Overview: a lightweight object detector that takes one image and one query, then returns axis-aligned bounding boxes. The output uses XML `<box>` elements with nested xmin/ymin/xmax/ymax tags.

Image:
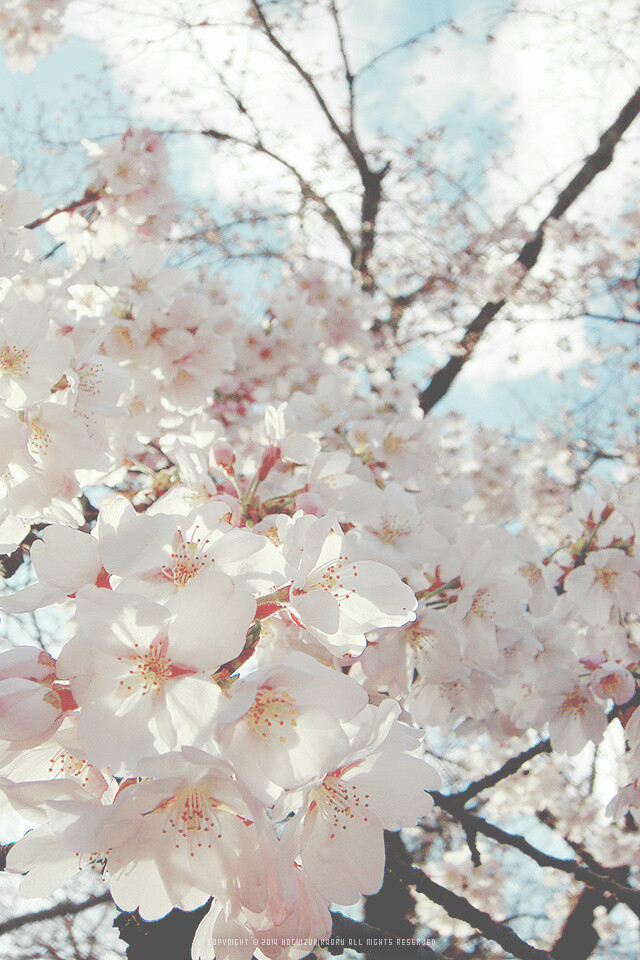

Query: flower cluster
<box><xmin>0</xmin><ymin>0</ymin><xmax>70</xmax><ymax>71</ymax></box>
<box><xmin>0</xmin><ymin>81</ymin><xmax>640</xmax><ymax>960</ymax></box>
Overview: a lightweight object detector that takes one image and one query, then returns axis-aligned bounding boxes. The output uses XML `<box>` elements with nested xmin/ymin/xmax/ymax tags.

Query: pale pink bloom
<box><xmin>606</xmin><ymin>780</ymin><xmax>640</xmax><ymax>819</ymax></box>
<box><xmin>65</xmin><ymin>354</ymin><xmax>131</xmax><ymax>458</ymax></box>
<box><xmin>542</xmin><ymin>670</ymin><xmax>609</xmax><ymax>755</ymax></box>
<box><xmin>159</xmin><ymin>326</ymin><xmax>235</xmax><ymax>414</ymax></box>
<box><xmin>25</xmin><ymin>400</ymin><xmax>88</xmax><ymax>497</ymax></box>
<box><xmin>3</xmin><ymin>777</ymin><xmax>113</xmax><ymax>898</ymax></box>
<box><xmin>589</xmin><ymin>662</ymin><xmax>636</xmax><ymax>705</ymax></box>
<box><xmin>0</xmin><ymin>678</ymin><xmax>62</xmax><ymax>743</ymax></box>
<box><xmin>342</xmin><ymin>482</ymin><xmax>443</xmax><ymax>576</ymax></box>
<box><xmin>454</xmin><ymin>577</ymin><xmax>528</xmax><ymax>666</ymax></box>
<box><xmin>100</xmin><ymin>498</ymin><xmax>281</xmax><ymax>599</ymax></box>
<box><xmin>0</xmin><ymin>524</ymin><xmax>103</xmax><ymax>613</ymax></box>
<box><xmin>218</xmin><ymin>652</ymin><xmax>368</xmax><ymax>803</ymax></box>
<box><xmin>0</xmin><ymin>302</ymin><xmax>68</xmax><ymax>410</ymax></box>
<box><xmin>55</xmin><ymin>588</ymin><xmax>250</xmax><ymax>773</ymax></box>
<box><xmin>192</xmin><ymin>867</ymin><xmax>332</xmax><ymax>960</ymax></box>
<box><xmin>0</xmin><ymin>646</ymin><xmax>62</xmax><ymax>744</ymax></box>
<box><xmin>0</xmin><ymin>715</ymin><xmax>113</xmax><ymax>801</ymax></box>
<box><xmin>564</xmin><ymin>549</ymin><xmax>640</xmax><ymax>626</ymax></box>
<box><xmin>283</xmin><ymin>514</ymin><xmax>417</xmax><ymax>656</ymax></box>
<box><xmin>281</xmin><ymin>701</ymin><xmax>439</xmax><ymax>905</ymax></box>
<box><xmin>104</xmin><ymin>750</ymin><xmax>283</xmax><ymax>922</ymax></box>
<box><xmin>0</xmin><ymin>646</ymin><xmax>55</xmax><ymax>682</ymax></box>
<box><xmin>263</xmin><ymin>404</ymin><xmax>321</xmax><ymax>465</ymax></box>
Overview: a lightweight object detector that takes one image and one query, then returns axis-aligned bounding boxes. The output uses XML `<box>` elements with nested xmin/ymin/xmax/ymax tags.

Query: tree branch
<box><xmin>248</xmin><ymin>0</ymin><xmax>370</xmax><ymax>179</ymax></box>
<box><xmin>354</xmin><ymin>21</ymin><xmax>454</xmax><ymax>80</ymax></box>
<box><xmin>248</xmin><ymin>0</ymin><xmax>392</xmax><ymax>293</ymax></box>
<box><xmin>386</xmin><ymin>848</ymin><xmax>553</xmax><ymax>960</ymax></box>
<box><xmin>328</xmin><ymin>0</ymin><xmax>355</xmax><ymax>135</ymax></box>
<box><xmin>0</xmin><ymin>892</ymin><xmax>113</xmax><ymax>937</ymax></box>
<box><xmin>549</xmin><ymin>889</ymin><xmax>604</xmax><ymax>960</ymax></box>
<box><xmin>442</xmin><ymin>738</ymin><xmax>553</xmax><ymax>807</ymax></box>
<box><xmin>418</xmin><ymin>83</ymin><xmax>640</xmax><ymax>414</ymax></box>
<box><xmin>200</xmin><ymin>127</ymin><xmax>356</xmax><ymax>259</ymax></box>
<box><xmin>432</xmin><ymin>796</ymin><xmax>640</xmax><ymax>912</ymax></box>
<box><xmin>25</xmin><ymin>188</ymin><xmax>101</xmax><ymax>231</ymax></box>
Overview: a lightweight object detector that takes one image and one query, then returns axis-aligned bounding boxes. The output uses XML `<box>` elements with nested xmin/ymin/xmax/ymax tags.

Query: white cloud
<box><xmin>488</xmin><ymin>0</ymin><xmax>640</xmax><ymax>224</ymax></box>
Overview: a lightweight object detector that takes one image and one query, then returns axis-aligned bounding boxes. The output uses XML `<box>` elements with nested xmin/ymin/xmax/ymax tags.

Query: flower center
<box><xmin>301</xmin><ymin>557</ymin><xmax>358</xmax><ymax>601</ymax></box>
<box><xmin>118</xmin><ymin>644</ymin><xmax>173</xmax><ymax>695</ymax></box>
<box><xmin>162</xmin><ymin>529</ymin><xmax>211</xmax><ymax>588</ymax></box>
<box><xmin>152</xmin><ymin>784</ymin><xmax>253</xmax><ymax>852</ymax></box>
<box><xmin>245</xmin><ymin>687</ymin><xmax>297</xmax><ymax>743</ymax></box>
<box><xmin>560</xmin><ymin>690</ymin><xmax>588</xmax><ymax>717</ymax></box>
<box><xmin>376</xmin><ymin>518</ymin><xmax>409</xmax><ymax>544</ymax></box>
<box><xmin>315</xmin><ymin>776</ymin><xmax>371</xmax><ymax>840</ymax></box>
<box><xmin>468</xmin><ymin>588</ymin><xmax>495</xmax><ymax>621</ymax></box>
<box><xmin>28</xmin><ymin>419</ymin><xmax>52</xmax><ymax>456</ymax></box>
<box><xmin>0</xmin><ymin>345</ymin><xmax>28</xmax><ymax>377</ymax></box>
<box><xmin>594</xmin><ymin>566</ymin><xmax>617</xmax><ymax>590</ymax></box>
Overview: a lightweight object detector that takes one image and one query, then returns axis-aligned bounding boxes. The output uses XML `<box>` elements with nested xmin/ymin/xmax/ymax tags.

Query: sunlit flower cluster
<box><xmin>0</xmin><ymin>26</ymin><xmax>640</xmax><ymax>958</ymax></box>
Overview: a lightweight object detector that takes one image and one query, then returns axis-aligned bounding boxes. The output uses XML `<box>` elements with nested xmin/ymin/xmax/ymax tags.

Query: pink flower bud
<box><xmin>579</xmin><ymin>652</ymin><xmax>607</xmax><ymax>671</ymax></box>
<box><xmin>213</xmin><ymin>439</ymin><xmax>236</xmax><ymax>472</ymax></box>
<box><xmin>0</xmin><ymin>678</ymin><xmax>61</xmax><ymax>742</ymax></box>
<box><xmin>258</xmin><ymin>443</ymin><xmax>281</xmax><ymax>482</ymax></box>
<box><xmin>0</xmin><ymin>647</ymin><xmax>55</xmax><ymax>683</ymax></box>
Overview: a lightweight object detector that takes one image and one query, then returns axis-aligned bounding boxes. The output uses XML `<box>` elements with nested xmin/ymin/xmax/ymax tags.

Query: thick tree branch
<box><xmin>550</xmin><ymin>889</ymin><xmax>605</xmax><ymax>960</ymax></box>
<box><xmin>432</xmin><ymin>796</ymin><xmax>640</xmax><ymax>912</ymax></box>
<box><xmin>444</xmin><ymin>738</ymin><xmax>553</xmax><ymax>807</ymax></box>
<box><xmin>364</xmin><ymin>831</ymin><xmax>418</xmax><ymax>957</ymax></box>
<box><xmin>418</xmin><ymin>83</ymin><xmax>640</xmax><ymax>414</ymax></box>
<box><xmin>354</xmin><ymin>160</ymin><xmax>391</xmax><ymax>292</ymax></box>
<box><xmin>0</xmin><ymin>892</ymin><xmax>113</xmax><ymax>937</ymax></box>
<box><xmin>386</xmin><ymin>849</ymin><xmax>553</xmax><ymax>960</ymax></box>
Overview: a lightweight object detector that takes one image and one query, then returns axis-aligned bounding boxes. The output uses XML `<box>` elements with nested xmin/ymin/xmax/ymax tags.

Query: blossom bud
<box><xmin>213</xmin><ymin>439</ymin><xmax>236</xmax><ymax>473</ymax></box>
<box><xmin>0</xmin><ymin>678</ymin><xmax>61</xmax><ymax>742</ymax></box>
<box><xmin>258</xmin><ymin>443</ymin><xmax>281</xmax><ymax>482</ymax></box>
<box><xmin>579</xmin><ymin>652</ymin><xmax>607</xmax><ymax>671</ymax></box>
<box><xmin>0</xmin><ymin>646</ymin><xmax>55</xmax><ymax>683</ymax></box>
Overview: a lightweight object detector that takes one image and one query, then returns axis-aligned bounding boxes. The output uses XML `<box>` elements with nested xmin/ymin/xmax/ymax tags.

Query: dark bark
<box><xmin>385</xmin><ymin>845</ymin><xmax>553</xmax><ymax>960</ymax></box>
<box><xmin>115</xmin><ymin>905</ymin><xmax>210</xmax><ymax>960</ymax></box>
<box><xmin>114</xmin><ymin>902</ymin><xmax>444</xmax><ymax>960</ymax></box>
<box><xmin>364</xmin><ymin>831</ymin><xmax>418</xmax><ymax>957</ymax></box>
<box><xmin>549</xmin><ymin>889</ymin><xmax>602</xmax><ymax>960</ymax></box>
<box><xmin>0</xmin><ymin>892</ymin><xmax>112</xmax><ymax>937</ymax></box>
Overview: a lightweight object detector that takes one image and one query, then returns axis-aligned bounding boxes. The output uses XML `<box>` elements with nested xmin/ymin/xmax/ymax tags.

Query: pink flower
<box><xmin>589</xmin><ymin>662</ymin><xmax>636</xmax><ymax>705</ymax></box>
<box><xmin>564</xmin><ymin>549</ymin><xmax>640</xmax><ymax>626</ymax></box>
<box><xmin>283</xmin><ymin>514</ymin><xmax>417</xmax><ymax>655</ymax></box>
